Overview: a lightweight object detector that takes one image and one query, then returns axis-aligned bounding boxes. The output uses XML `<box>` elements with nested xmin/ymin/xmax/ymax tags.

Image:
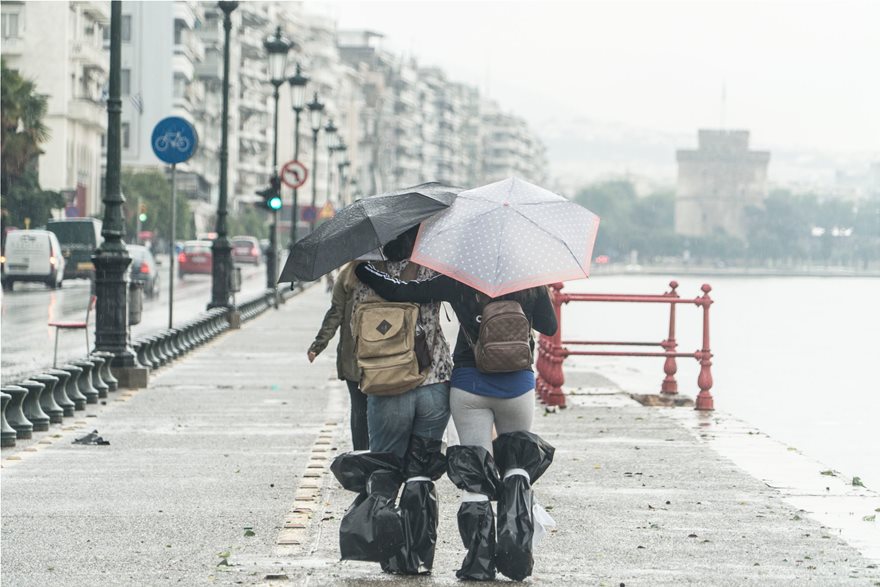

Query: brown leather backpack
<box><xmin>464</xmin><ymin>299</ymin><xmax>533</xmax><ymax>373</ymax></box>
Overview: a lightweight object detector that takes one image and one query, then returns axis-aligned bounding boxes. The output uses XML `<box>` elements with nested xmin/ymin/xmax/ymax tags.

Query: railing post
<box><xmin>695</xmin><ymin>284</ymin><xmax>715</xmax><ymax>410</ymax></box>
<box><xmin>661</xmin><ymin>280</ymin><xmax>679</xmax><ymax>395</ymax></box>
<box><xmin>544</xmin><ymin>283</ymin><xmax>567</xmax><ymax>409</ymax></box>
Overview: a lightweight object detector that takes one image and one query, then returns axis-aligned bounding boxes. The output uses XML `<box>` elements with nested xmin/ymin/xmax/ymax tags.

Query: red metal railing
<box><xmin>536</xmin><ymin>281</ymin><xmax>715</xmax><ymax>410</ymax></box>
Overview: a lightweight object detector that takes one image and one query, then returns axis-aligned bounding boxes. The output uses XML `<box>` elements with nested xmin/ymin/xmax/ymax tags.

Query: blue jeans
<box><xmin>367</xmin><ymin>381</ymin><xmax>450</xmax><ymax>459</ymax></box>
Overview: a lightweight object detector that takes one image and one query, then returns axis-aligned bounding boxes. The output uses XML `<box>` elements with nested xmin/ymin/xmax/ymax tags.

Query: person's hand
<box><xmin>307</xmin><ymin>351</ymin><xmax>317</xmax><ymax>363</ymax></box>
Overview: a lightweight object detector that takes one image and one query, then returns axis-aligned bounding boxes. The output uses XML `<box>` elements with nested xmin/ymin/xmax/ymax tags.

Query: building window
<box><xmin>121</xmin><ymin>68</ymin><xmax>130</xmax><ymax>95</ymax></box>
<box><xmin>1</xmin><ymin>11</ymin><xmax>20</xmax><ymax>39</ymax></box>
<box><xmin>174</xmin><ymin>20</ymin><xmax>185</xmax><ymax>45</ymax></box>
<box><xmin>121</xmin><ymin>123</ymin><xmax>130</xmax><ymax>149</ymax></box>
<box><xmin>121</xmin><ymin>15</ymin><xmax>131</xmax><ymax>42</ymax></box>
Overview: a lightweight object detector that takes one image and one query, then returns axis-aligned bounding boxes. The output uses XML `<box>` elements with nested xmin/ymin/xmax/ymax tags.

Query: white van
<box><xmin>1</xmin><ymin>230</ymin><xmax>66</xmax><ymax>290</ymax></box>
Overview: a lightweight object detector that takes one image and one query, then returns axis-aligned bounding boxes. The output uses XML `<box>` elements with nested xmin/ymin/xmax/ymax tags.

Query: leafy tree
<box><xmin>1</xmin><ymin>60</ymin><xmax>63</xmax><ymax>228</ymax></box>
<box><xmin>575</xmin><ymin>180</ymin><xmax>680</xmax><ymax>260</ymax></box>
<box><xmin>227</xmin><ymin>206</ymin><xmax>268</xmax><ymax>239</ymax></box>
<box><xmin>121</xmin><ymin>169</ymin><xmax>193</xmax><ymax>243</ymax></box>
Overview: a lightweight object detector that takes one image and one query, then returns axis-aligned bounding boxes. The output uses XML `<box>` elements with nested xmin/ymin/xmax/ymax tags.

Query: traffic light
<box><xmin>256</xmin><ymin>176</ymin><xmax>282</xmax><ymax>211</ymax></box>
<box><xmin>138</xmin><ymin>203</ymin><xmax>148</xmax><ymax>222</ymax></box>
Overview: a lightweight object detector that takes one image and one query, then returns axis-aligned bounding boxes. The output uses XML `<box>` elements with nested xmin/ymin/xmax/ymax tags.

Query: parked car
<box><xmin>178</xmin><ymin>240</ymin><xmax>213</xmax><ymax>278</ymax></box>
<box><xmin>128</xmin><ymin>244</ymin><xmax>160</xmax><ymax>299</ymax></box>
<box><xmin>231</xmin><ymin>235</ymin><xmax>261</xmax><ymax>265</ymax></box>
<box><xmin>46</xmin><ymin>217</ymin><xmax>103</xmax><ymax>280</ymax></box>
<box><xmin>1</xmin><ymin>229</ymin><xmax>66</xmax><ymax>290</ymax></box>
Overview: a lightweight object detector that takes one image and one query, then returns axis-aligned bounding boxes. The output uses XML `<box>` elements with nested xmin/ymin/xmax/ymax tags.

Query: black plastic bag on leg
<box><xmin>331</xmin><ymin>451</ymin><xmax>405</xmax><ymax>562</ymax></box>
<box><xmin>447</xmin><ymin>445</ymin><xmax>502</xmax><ymax>581</ymax></box>
<box><xmin>492</xmin><ymin>431</ymin><xmax>556</xmax><ymax>581</ymax></box>
<box><xmin>383</xmin><ymin>435</ymin><xmax>447</xmax><ymax>574</ymax></box>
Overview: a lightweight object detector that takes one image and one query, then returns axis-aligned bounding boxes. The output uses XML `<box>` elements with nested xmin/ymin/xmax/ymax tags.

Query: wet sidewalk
<box><xmin>2</xmin><ymin>284</ymin><xmax>878</xmax><ymax>586</ymax></box>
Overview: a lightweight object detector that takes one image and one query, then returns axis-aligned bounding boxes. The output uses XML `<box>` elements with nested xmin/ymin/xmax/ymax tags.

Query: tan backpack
<box><xmin>465</xmin><ymin>299</ymin><xmax>533</xmax><ymax>373</ymax></box>
<box><xmin>353</xmin><ymin>262</ymin><xmax>428</xmax><ymax>395</ymax></box>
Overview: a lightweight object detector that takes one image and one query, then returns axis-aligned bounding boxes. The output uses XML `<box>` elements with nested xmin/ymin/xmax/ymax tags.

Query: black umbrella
<box><xmin>278</xmin><ymin>182</ymin><xmax>461</xmax><ymax>282</ymax></box>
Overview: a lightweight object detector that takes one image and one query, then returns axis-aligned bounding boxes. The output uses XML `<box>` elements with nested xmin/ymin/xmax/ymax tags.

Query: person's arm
<box><xmin>531</xmin><ymin>286</ymin><xmax>558</xmax><ymax>336</ymax></box>
<box><xmin>308</xmin><ymin>275</ymin><xmax>348</xmax><ymax>358</ymax></box>
<box><xmin>354</xmin><ymin>262</ymin><xmax>457</xmax><ymax>303</ymax></box>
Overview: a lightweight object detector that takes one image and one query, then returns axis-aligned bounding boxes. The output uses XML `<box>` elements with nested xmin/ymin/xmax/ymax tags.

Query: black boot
<box><xmin>447</xmin><ymin>445</ymin><xmax>502</xmax><ymax>581</ymax></box>
<box><xmin>384</xmin><ymin>435</ymin><xmax>447</xmax><ymax>574</ymax></box>
<box><xmin>331</xmin><ymin>451</ymin><xmax>405</xmax><ymax>562</ymax></box>
<box><xmin>493</xmin><ymin>431</ymin><xmax>556</xmax><ymax>581</ymax></box>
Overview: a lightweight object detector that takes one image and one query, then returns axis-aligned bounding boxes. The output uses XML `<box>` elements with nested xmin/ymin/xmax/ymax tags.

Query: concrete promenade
<box><xmin>2</xmin><ymin>285</ymin><xmax>878</xmax><ymax>586</ymax></box>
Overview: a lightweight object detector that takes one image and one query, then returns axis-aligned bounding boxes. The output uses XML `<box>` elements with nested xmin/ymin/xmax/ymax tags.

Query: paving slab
<box><xmin>3</xmin><ymin>284</ymin><xmax>878</xmax><ymax>586</ymax></box>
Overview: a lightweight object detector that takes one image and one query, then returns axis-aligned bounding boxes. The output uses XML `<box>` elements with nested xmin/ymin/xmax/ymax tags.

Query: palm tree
<box><xmin>1</xmin><ymin>59</ymin><xmax>50</xmax><ymax>195</ymax></box>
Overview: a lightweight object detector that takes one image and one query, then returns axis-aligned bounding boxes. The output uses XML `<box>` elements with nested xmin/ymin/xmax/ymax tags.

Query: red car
<box><xmin>231</xmin><ymin>236</ymin><xmax>261</xmax><ymax>265</ymax></box>
<box><xmin>178</xmin><ymin>240</ymin><xmax>213</xmax><ymax>278</ymax></box>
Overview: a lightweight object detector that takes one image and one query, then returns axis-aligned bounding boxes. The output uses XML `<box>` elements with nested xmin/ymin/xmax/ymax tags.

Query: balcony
<box><xmin>172</xmin><ymin>53</ymin><xmax>194</xmax><ymax>82</ymax></box>
<box><xmin>71</xmin><ymin>40</ymin><xmax>107</xmax><ymax>73</ymax></box>
<box><xmin>173</xmin><ymin>2</ymin><xmax>196</xmax><ymax>29</ymax></box>
<box><xmin>195</xmin><ymin>50</ymin><xmax>222</xmax><ymax>81</ymax></box>
<box><xmin>74</xmin><ymin>1</ymin><xmax>109</xmax><ymax>24</ymax></box>
<box><xmin>1</xmin><ymin>37</ymin><xmax>24</xmax><ymax>56</ymax></box>
<box><xmin>239</xmin><ymin>92</ymin><xmax>269</xmax><ymax>114</ymax></box>
<box><xmin>67</xmin><ymin>98</ymin><xmax>106</xmax><ymax>130</ymax></box>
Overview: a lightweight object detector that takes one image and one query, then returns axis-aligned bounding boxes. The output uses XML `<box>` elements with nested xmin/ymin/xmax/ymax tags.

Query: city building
<box><xmin>675</xmin><ymin>129</ymin><xmax>770</xmax><ymax>240</ymax></box>
<box><xmin>480</xmin><ymin>99</ymin><xmax>548</xmax><ymax>185</ymax></box>
<box><xmin>3</xmin><ymin>1</ymin><xmax>548</xmax><ymax>231</ymax></box>
<box><xmin>1</xmin><ymin>0</ymin><xmax>109</xmax><ymax>217</ymax></box>
<box><xmin>118</xmin><ymin>1</ymin><xmax>218</xmax><ymax>232</ymax></box>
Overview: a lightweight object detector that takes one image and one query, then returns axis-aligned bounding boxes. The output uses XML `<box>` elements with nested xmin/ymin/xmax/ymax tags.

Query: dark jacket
<box><xmin>355</xmin><ymin>263</ymin><xmax>558</xmax><ymax>370</ymax></box>
<box><xmin>309</xmin><ymin>265</ymin><xmax>359</xmax><ymax>382</ymax></box>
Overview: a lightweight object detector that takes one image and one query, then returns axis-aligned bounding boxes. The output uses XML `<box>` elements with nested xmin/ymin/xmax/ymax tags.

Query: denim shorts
<box><xmin>366</xmin><ymin>381</ymin><xmax>450</xmax><ymax>459</ymax></box>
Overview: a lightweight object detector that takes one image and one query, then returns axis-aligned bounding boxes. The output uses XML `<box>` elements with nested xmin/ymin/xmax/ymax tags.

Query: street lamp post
<box><xmin>209</xmin><ymin>0</ymin><xmax>238</xmax><ymax>312</ymax></box>
<box><xmin>287</xmin><ymin>63</ymin><xmax>308</xmax><ymax>254</ymax></box>
<box><xmin>263</xmin><ymin>26</ymin><xmax>292</xmax><ymax>301</ymax></box>
<box><xmin>337</xmin><ymin>156</ymin><xmax>351</xmax><ymax>205</ymax></box>
<box><xmin>324</xmin><ymin>118</ymin><xmax>338</xmax><ymax>208</ymax></box>
<box><xmin>307</xmin><ymin>93</ymin><xmax>324</xmax><ymax>232</ymax></box>
<box><xmin>92</xmin><ymin>0</ymin><xmax>146</xmax><ymax>388</ymax></box>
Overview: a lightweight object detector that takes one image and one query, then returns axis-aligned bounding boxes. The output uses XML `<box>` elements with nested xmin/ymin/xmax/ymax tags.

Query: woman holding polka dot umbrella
<box><xmin>411</xmin><ymin>176</ymin><xmax>600</xmax><ymax>298</ymax></box>
<box><xmin>354</xmin><ymin>176</ymin><xmax>599</xmax><ymax>580</ymax></box>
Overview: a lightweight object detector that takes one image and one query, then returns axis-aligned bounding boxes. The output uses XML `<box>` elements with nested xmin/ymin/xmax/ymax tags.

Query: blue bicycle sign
<box><xmin>151</xmin><ymin>116</ymin><xmax>197</xmax><ymax>164</ymax></box>
<box><xmin>154</xmin><ymin>130</ymin><xmax>191</xmax><ymax>153</ymax></box>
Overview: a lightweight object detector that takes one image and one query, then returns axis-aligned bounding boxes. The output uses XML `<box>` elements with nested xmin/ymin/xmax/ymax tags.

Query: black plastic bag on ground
<box><xmin>382</xmin><ymin>436</ymin><xmax>447</xmax><ymax>574</ymax></box>
<box><xmin>447</xmin><ymin>445</ymin><xmax>503</xmax><ymax>581</ymax></box>
<box><xmin>492</xmin><ymin>431</ymin><xmax>556</xmax><ymax>581</ymax></box>
<box><xmin>331</xmin><ymin>451</ymin><xmax>405</xmax><ymax>562</ymax></box>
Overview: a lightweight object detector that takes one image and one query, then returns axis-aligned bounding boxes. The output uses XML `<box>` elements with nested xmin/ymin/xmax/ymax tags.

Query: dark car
<box><xmin>178</xmin><ymin>240</ymin><xmax>213</xmax><ymax>278</ymax></box>
<box><xmin>128</xmin><ymin>244</ymin><xmax>160</xmax><ymax>299</ymax></box>
<box><xmin>46</xmin><ymin>217</ymin><xmax>103</xmax><ymax>280</ymax></box>
<box><xmin>231</xmin><ymin>236</ymin><xmax>261</xmax><ymax>265</ymax></box>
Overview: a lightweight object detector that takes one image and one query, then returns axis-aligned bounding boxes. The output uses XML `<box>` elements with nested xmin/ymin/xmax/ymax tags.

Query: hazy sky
<box><xmin>309</xmin><ymin>1</ymin><xmax>879</xmax><ymax>155</ymax></box>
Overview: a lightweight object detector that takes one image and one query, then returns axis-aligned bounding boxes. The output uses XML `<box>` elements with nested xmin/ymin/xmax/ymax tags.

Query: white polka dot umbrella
<box><xmin>411</xmin><ymin>177</ymin><xmax>600</xmax><ymax>297</ymax></box>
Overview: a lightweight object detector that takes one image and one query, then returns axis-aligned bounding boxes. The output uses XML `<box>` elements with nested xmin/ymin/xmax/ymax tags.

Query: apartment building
<box><xmin>1</xmin><ymin>0</ymin><xmax>109</xmax><ymax>217</ymax></box>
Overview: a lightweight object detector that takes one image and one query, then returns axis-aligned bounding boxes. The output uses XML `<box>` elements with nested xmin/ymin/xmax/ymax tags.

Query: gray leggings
<box><xmin>450</xmin><ymin>387</ymin><xmax>535</xmax><ymax>454</ymax></box>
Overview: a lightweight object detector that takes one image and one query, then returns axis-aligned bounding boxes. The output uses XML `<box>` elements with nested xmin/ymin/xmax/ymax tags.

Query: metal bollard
<box><xmin>19</xmin><ymin>380</ymin><xmax>50</xmax><ymax>432</ymax></box>
<box><xmin>47</xmin><ymin>369</ymin><xmax>75</xmax><ymax>417</ymax></box>
<box><xmin>141</xmin><ymin>337</ymin><xmax>160</xmax><ymax>368</ymax></box>
<box><xmin>71</xmin><ymin>360</ymin><xmax>100</xmax><ymax>404</ymax></box>
<box><xmin>88</xmin><ymin>355</ymin><xmax>110</xmax><ymax>399</ymax></box>
<box><xmin>1</xmin><ymin>391</ymin><xmax>18</xmax><ymax>447</ymax></box>
<box><xmin>132</xmin><ymin>340</ymin><xmax>149</xmax><ymax>370</ymax></box>
<box><xmin>31</xmin><ymin>374</ymin><xmax>64</xmax><ymax>424</ymax></box>
<box><xmin>162</xmin><ymin>330</ymin><xmax>178</xmax><ymax>359</ymax></box>
<box><xmin>91</xmin><ymin>351</ymin><xmax>119</xmax><ymax>391</ymax></box>
<box><xmin>153</xmin><ymin>335</ymin><xmax>170</xmax><ymax>366</ymax></box>
<box><xmin>179</xmin><ymin>323</ymin><xmax>195</xmax><ymax>351</ymax></box>
<box><xmin>2</xmin><ymin>386</ymin><xmax>31</xmax><ymax>439</ymax></box>
<box><xmin>59</xmin><ymin>364</ymin><xmax>88</xmax><ymax>411</ymax></box>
